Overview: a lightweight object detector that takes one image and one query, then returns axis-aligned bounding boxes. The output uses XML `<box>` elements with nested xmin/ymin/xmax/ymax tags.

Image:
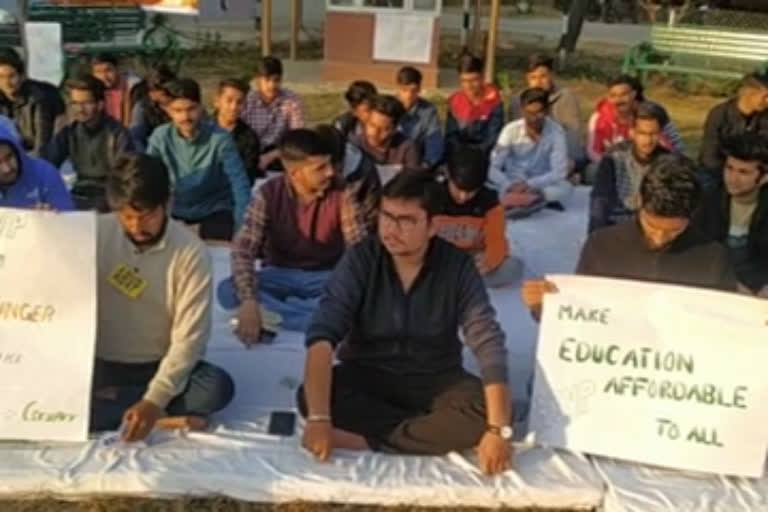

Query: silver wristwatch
<box><xmin>487</xmin><ymin>424</ymin><xmax>514</xmax><ymax>440</ymax></box>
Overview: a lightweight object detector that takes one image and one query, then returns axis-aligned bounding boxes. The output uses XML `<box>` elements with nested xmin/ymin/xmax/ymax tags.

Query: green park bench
<box><xmin>622</xmin><ymin>24</ymin><xmax>768</xmax><ymax>83</ymax></box>
<box><xmin>0</xmin><ymin>4</ymin><xmax>185</xmax><ymax>81</ymax></box>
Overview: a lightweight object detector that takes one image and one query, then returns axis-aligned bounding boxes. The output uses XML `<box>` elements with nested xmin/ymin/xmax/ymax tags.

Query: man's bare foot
<box><xmin>332</xmin><ymin>428</ymin><xmax>369</xmax><ymax>451</ymax></box>
<box><xmin>155</xmin><ymin>415</ymin><xmax>209</xmax><ymax>431</ymax></box>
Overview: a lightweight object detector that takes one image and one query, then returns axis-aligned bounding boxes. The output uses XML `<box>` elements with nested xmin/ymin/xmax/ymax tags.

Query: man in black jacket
<box><xmin>523</xmin><ymin>155</ymin><xmax>737</xmax><ymax>318</ymax></box>
<box><xmin>697</xmin><ymin>135</ymin><xmax>768</xmax><ymax>295</ymax></box>
<box><xmin>42</xmin><ymin>75</ymin><xmax>135</xmax><ymax>212</ymax></box>
<box><xmin>589</xmin><ymin>102</ymin><xmax>669</xmax><ymax>233</ymax></box>
<box><xmin>0</xmin><ymin>47</ymin><xmax>65</xmax><ymax>155</ymax></box>
<box><xmin>699</xmin><ymin>73</ymin><xmax>768</xmax><ymax>183</ymax></box>
<box><xmin>214</xmin><ymin>78</ymin><xmax>262</xmax><ymax>184</ymax></box>
<box><xmin>298</xmin><ymin>170</ymin><xmax>513</xmax><ymax>475</ymax></box>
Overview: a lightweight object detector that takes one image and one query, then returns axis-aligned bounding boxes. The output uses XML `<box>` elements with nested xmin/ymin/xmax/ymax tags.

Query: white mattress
<box><xmin>1</xmin><ymin>187</ymin><xmax>766</xmax><ymax>510</ymax></box>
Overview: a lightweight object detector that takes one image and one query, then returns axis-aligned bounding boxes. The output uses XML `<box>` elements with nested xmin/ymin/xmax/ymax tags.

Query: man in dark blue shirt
<box><xmin>298</xmin><ymin>170</ymin><xmax>513</xmax><ymax>475</ymax></box>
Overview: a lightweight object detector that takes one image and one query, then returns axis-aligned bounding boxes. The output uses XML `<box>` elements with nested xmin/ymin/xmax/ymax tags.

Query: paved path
<box><xmin>0</xmin><ymin>1</ymin><xmax>647</xmax><ymax>49</ymax></box>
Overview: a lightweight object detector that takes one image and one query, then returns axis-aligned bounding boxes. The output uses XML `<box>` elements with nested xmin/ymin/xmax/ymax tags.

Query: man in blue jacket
<box><xmin>147</xmin><ymin>78</ymin><xmax>251</xmax><ymax>241</ymax></box>
<box><xmin>0</xmin><ymin>125</ymin><xmax>74</xmax><ymax>211</ymax></box>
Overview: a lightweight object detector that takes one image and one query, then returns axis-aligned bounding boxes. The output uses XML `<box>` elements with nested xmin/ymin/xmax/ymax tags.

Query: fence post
<box><xmin>484</xmin><ymin>0</ymin><xmax>500</xmax><ymax>83</ymax></box>
<box><xmin>261</xmin><ymin>0</ymin><xmax>272</xmax><ymax>56</ymax></box>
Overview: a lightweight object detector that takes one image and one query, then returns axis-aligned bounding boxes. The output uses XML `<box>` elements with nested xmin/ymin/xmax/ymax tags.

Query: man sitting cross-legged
<box><xmin>299</xmin><ymin>170</ymin><xmax>513</xmax><ymax>475</ymax></box>
<box><xmin>214</xmin><ymin>78</ymin><xmax>262</xmax><ymax>184</ymax></box>
<box><xmin>435</xmin><ymin>148</ymin><xmax>523</xmax><ymax>288</ymax></box>
<box><xmin>489</xmin><ymin>87</ymin><xmax>571</xmax><ymax>218</ymax></box>
<box><xmin>92</xmin><ymin>153</ymin><xmax>234</xmax><ymax>441</ymax></box>
<box><xmin>697</xmin><ymin>135</ymin><xmax>768</xmax><ymax>296</ymax></box>
<box><xmin>395</xmin><ymin>66</ymin><xmax>444</xmax><ymax>169</ymax></box>
<box><xmin>0</xmin><ymin>124</ymin><xmax>73</xmax><ymax>211</ymax></box>
<box><xmin>445</xmin><ymin>54</ymin><xmax>504</xmax><ymax>158</ymax></box>
<box><xmin>523</xmin><ymin>155</ymin><xmax>737</xmax><ymax>320</ymax></box>
<box><xmin>42</xmin><ymin>75</ymin><xmax>135</xmax><ymax>212</ymax></box>
<box><xmin>699</xmin><ymin>72</ymin><xmax>768</xmax><ymax>182</ymax></box>
<box><xmin>351</xmin><ymin>94</ymin><xmax>421</xmax><ymax>182</ymax></box>
<box><xmin>147</xmin><ymin>78</ymin><xmax>251</xmax><ymax>242</ymax></box>
<box><xmin>333</xmin><ymin>80</ymin><xmax>377</xmax><ymax>141</ymax></box>
<box><xmin>219</xmin><ymin>128</ymin><xmax>368</xmax><ymax>339</ymax></box>
<box><xmin>588</xmin><ymin>102</ymin><xmax>669</xmax><ymax>233</ymax></box>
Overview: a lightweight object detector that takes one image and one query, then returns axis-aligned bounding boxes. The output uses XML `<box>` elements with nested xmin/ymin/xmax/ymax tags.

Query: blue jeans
<box><xmin>217</xmin><ymin>266</ymin><xmax>332</xmax><ymax>331</ymax></box>
<box><xmin>90</xmin><ymin>359</ymin><xmax>235</xmax><ymax>432</ymax></box>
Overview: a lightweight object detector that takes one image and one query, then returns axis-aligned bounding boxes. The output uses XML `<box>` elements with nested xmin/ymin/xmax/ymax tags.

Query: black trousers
<box><xmin>297</xmin><ymin>364</ymin><xmax>486</xmax><ymax>455</ymax></box>
<box><xmin>174</xmin><ymin>210</ymin><xmax>234</xmax><ymax>241</ymax></box>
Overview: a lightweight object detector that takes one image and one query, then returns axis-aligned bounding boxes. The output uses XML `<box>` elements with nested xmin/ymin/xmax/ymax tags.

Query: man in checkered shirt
<box><xmin>241</xmin><ymin>56</ymin><xmax>306</xmax><ymax>172</ymax></box>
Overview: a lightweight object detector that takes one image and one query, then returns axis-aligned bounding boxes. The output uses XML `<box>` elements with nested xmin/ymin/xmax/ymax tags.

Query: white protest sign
<box><xmin>24</xmin><ymin>22</ymin><xmax>64</xmax><ymax>86</ymax></box>
<box><xmin>0</xmin><ymin>209</ymin><xmax>96</xmax><ymax>442</ymax></box>
<box><xmin>529</xmin><ymin>274</ymin><xmax>768</xmax><ymax>477</ymax></box>
<box><xmin>373</xmin><ymin>13</ymin><xmax>434</xmax><ymax>64</ymax></box>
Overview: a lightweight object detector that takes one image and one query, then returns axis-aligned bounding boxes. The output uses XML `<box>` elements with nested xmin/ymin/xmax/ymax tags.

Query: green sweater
<box><xmin>147</xmin><ymin>120</ymin><xmax>251</xmax><ymax>228</ymax></box>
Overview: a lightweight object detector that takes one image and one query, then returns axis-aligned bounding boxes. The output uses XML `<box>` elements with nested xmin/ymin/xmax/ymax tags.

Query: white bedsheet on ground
<box><xmin>1</xmin><ymin>187</ymin><xmax>766</xmax><ymax>510</ymax></box>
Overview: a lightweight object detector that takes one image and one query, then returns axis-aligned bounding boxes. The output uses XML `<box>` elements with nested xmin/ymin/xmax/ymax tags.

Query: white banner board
<box><xmin>0</xmin><ymin>209</ymin><xmax>97</xmax><ymax>442</ymax></box>
<box><xmin>373</xmin><ymin>13</ymin><xmax>434</xmax><ymax>64</ymax></box>
<box><xmin>24</xmin><ymin>23</ymin><xmax>64</xmax><ymax>86</ymax></box>
<box><xmin>529</xmin><ymin>274</ymin><xmax>768</xmax><ymax>477</ymax></box>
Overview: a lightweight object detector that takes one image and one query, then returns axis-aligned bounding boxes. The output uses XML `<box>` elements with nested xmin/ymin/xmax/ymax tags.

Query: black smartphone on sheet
<box><xmin>268</xmin><ymin>411</ymin><xmax>297</xmax><ymax>437</ymax></box>
<box><xmin>260</xmin><ymin>329</ymin><xmax>277</xmax><ymax>344</ymax></box>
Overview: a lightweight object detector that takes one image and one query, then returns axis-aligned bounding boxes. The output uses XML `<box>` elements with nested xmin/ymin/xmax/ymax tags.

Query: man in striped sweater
<box><xmin>434</xmin><ymin>148</ymin><xmax>523</xmax><ymax>288</ymax></box>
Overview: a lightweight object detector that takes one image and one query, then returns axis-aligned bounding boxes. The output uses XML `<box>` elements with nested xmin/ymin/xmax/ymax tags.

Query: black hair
<box><xmin>634</xmin><ymin>101</ymin><xmax>665</xmax><ymax>127</ymax></box>
<box><xmin>520</xmin><ymin>87</ymin><xmax>550</xmax><ymax>108</ymax></box>
<box><xmin>146</xmin><ymin>64</ymin><xmax>176</xmax><ymax>91</ymax></box>
<box><xmin>457</xmin><ymin>54</ymin><xmax>484</xmax><ymax>75</ymax></box>
<box><xmin>65</xmin><ymin>74</ymin><xmax>105</xmax><ymax>101</ymax></box>
<box><xmin>255</xmin><ymin>56</ymin><xmax>283</xmax><ymax>78</ymax></box>
<box><xmin>218</xmin><ymin>78</ymin><xmax>249</xmax><ymax>96</ymax></box>
<box><xmin>107</xmin><ymin>153</ymin><xmax>171</xmax><ymax>210</ymax></box>
<box><xmin>279</xmin><ymin>128</ymin><xmax>333</xmax><ymax>163</ymax></box>
<box><xmin>739</xmin><ymin>72</ymin><xmax>768</xmax><ymax>92</ymax></box>
<box><xmin>526</xmin><ymin>53</ymin><xmax>554</xmax><ymax>73</ymax></box>
<box><xmin>396</xmin><ymin>66</ymin><xmax>423</xmax><ymax>86</ymax></box>
<box><xmin>447</xmin><ymin>147</ymin><xmax>488</xmax><ymax>191</ymax></box>
<box><xmin>370</xmin><ymin>94</ymin><xmax>406</xmax><ymax>124</ymax></box>
<box><xmin>164</xmin><ymin>78</ymin><xmax>201</xmax><ymax>103</ymax></box>
<box><xmin>344</xmin><ymin>80</ymin><xmax>377</xmax><ymax>108</ymax></box>
<box><xmin>640</xmin><ymin>155</ymin><xmax>701</xmax><ymax>218</ymax></box>
<box><xmin>381</xmin><ymin>169</ymin><xmax>443</xmax><ymax>218</ymax></box>
<box><xmin>0</xmin><ymin>47</ymin><xmax>23</xmax><ymax>75</ymax></box>
<box><xmin>608</xmin><ymin>74</ymin><xmax>645</xmax><ymax>101</ymax></box>
<box><xmin>314</xmin><ymin>124</ymin><xmax>346</xmax><ymax>164</ymax></box>
<box><xmin>91</xmin><ymin>53</ymin><xmax>118</xmax><ymax>67</ymax></box>
<box><xmin>722</xmin><ymin>134</ymin><xmax>768</xmax><ymax>174</ymax></box>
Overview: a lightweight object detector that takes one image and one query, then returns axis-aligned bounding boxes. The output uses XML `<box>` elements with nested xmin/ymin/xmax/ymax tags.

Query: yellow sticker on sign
<box><xmin>107</xmin><ymin>264</ymin><xmax>148</xmax><ymax>299</ymax></box>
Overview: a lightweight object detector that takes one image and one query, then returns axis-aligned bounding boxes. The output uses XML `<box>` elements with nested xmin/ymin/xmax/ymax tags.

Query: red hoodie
<box><xmin>587</xmin><ymin>98</ymin><xmax>674</xmax><ymax>162</ymax></box>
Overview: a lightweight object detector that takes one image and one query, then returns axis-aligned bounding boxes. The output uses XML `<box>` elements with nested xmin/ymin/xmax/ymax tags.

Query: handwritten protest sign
<box><xmin>529</xmin><ymin>274</ymin><xmax>768</xmax><ymax>477</ymax></box>
<box><xmin>0</xmin><ymin>209</ymin><xmax>96</xmax><ymax>442</ymax></box>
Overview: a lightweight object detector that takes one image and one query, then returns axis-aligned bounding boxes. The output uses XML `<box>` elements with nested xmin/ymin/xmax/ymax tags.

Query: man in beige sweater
<box><xmin>92</xmin><ymin>153</ymin><xmax>234</xmax><ymax>442</ymax></box>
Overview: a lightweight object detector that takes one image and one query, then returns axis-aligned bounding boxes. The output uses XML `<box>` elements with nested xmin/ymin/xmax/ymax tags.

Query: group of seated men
<box><xmin>1</xmin><ymin>41</ymin><xmax>767</xmax><ymax>476</ymax></box>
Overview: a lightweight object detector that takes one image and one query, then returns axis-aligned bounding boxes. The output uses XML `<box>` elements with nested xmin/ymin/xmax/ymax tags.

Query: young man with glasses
<box><xmin>298</xmin><ymin>170</ymin><xmax>513</xmax><ymax>475</ymax></box>
<box><xmin>41</xmin><ymin>75</ymin><xmax>134</xmax><ymax>211</ymax></box>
